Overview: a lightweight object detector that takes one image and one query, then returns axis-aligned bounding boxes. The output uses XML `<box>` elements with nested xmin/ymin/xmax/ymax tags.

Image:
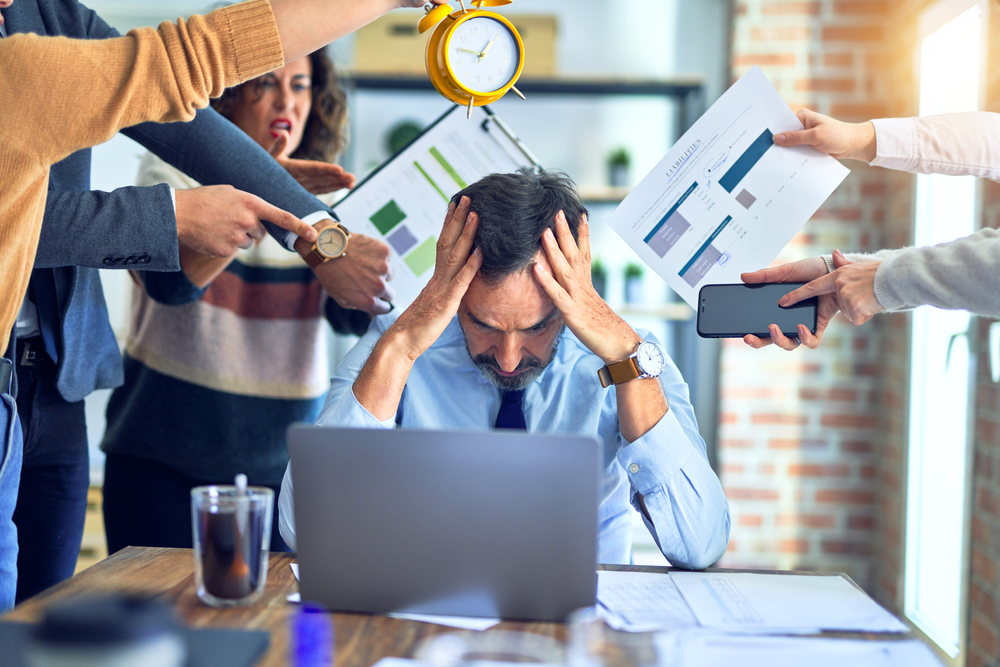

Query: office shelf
<box><xmin>579</xmin><ymin>186</ymin><xmax>631</xmax><ymax>204</ymax></box>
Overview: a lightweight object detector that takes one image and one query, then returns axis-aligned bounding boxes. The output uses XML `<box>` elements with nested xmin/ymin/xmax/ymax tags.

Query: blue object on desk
<box><xmin>293</xmin><ymin>603</ymin><xmax>334</xmax><ymax>667</ymax></box>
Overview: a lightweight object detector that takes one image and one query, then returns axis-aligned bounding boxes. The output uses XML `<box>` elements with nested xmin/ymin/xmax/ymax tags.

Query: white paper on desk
<box><xmin>289</xmin><ymin>562</ymin><xmax>500</xmax><ymax>629</ymax></box>
<box><xmin>670</xmin><ymin>572</ymin><xmax>908</xmax><ymax>633</ymax></box>
<box><xmin>373</xmin><ymin>659</ymin><xmax>558</xmax><ymax>667</ymax></box>
<box><xmin>656</xmin><ymin>634</ymin><xmax>944</xmax><ymax>667</ymax></box>
<box><xmin>331</xmin><ymin>105</ymin><xmax>538</xmax><ymax>309</ymax></box>
<box><xmin>596</xmin><ymin>570</ymin><xmax>697</xmax><ymax>632</ymax></box>
<box><xmin>606</xmin><ymin>66</ymin><xmax>850</xmax><ymax>308</ymax></box>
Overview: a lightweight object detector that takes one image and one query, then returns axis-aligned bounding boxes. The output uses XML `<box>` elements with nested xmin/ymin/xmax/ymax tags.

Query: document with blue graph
<box><xmin>606</xmin><ymin>66</ymin><xmax>849</xmax><ymax>307</ymax></box>
<box><xmin>332</xmin><ymin>105</ymin><xmax>538</xmax><ymax>309</ymax></box>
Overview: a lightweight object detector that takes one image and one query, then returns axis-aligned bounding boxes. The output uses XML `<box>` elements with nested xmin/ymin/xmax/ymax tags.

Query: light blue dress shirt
<box><xmin>279</xmin><ymin>313</ymin><xmax>730</xmax><ymax>568</ymax></box>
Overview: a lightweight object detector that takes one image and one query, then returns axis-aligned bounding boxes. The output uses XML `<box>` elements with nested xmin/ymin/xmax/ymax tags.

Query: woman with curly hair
<box><xmin>100</xmin><ymin>50</ymin><xmax>369</xmax><ymax>554</ymax></box>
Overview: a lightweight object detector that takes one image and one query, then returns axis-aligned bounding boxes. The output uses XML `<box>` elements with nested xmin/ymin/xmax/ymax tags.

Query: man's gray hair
<box><xmin>451</xmin><ymin>168</ymin><xmax>589</xmax><ymax>284</ymax></box>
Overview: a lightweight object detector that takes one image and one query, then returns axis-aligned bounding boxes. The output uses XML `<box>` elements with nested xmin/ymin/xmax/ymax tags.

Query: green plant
<box><xmin>607</xmin><ymin>147</ymin><xmax>631</xmax><ymax>167</ymax></box>
<box><xmin>624</xmin><ymin>262</ymin><xmax>644</xmax><ymax>279</ymax></box>
<box><xmin>591</xmin><ymin>259</ymin><xmax>607</xmax><ymax>280</ymax></box>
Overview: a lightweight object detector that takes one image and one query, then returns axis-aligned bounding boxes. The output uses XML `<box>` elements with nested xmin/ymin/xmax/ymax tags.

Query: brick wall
<box><xmin>727</xmin><ymin>0</ymin><xmax>1000</xmax><ymax>664</ymax></box>
<box><xmin>722</xmin><ymin>0</ymin><xmax>891</xmax><ymax>588</ymax></box>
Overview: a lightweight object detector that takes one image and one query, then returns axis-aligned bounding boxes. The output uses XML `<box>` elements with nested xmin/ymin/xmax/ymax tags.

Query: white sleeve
<box><xmin>871</xmin><ymin>113</ymin><xmax>1000</xmax><ymax>182</ymax></box>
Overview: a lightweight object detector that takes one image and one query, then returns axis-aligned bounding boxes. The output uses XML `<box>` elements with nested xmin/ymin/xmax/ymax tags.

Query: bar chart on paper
<box><xmin>333</xmin><ymin>106</ymin><xmax>537</xmax><ymax>308</ymax></box>
<box><xmin>608</xmin><ymin>67</ymin><xmax>849</xmax><ymax>307</ymax></box>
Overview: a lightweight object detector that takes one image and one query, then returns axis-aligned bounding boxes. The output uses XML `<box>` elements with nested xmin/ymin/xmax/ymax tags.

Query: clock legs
<box><xmin>467</xmin><ymin>96</ymin><xmax>475</xmax><ymax>119</ymax></box>
<box><xmin>511</xmin><ymin>86</ymin><xmax>525</xmax><ymax>100</ymax></box>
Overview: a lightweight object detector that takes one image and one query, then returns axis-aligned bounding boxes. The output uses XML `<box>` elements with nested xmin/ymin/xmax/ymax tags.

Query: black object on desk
<box><xmin>0</xmin><ymin>621</ymin><xmax>270</xmax><ymax>667</ymax></box>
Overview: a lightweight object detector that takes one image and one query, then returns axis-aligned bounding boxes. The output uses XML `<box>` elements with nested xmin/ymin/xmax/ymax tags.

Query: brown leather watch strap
<box><xmin>597</xmin><ymin>357</ymin><xmax>641</xmax><ymax>388</ymax></box>
<box><xmin>303</xmin><ymin>247</ymin><xmax>326</xmax><ymax>269</ymax></box>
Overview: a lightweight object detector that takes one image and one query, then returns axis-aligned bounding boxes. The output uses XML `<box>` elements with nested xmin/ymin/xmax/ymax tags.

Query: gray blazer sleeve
<box><xmin>122</xmin><ymin>107</ymin><xmax>336</xmax><ymax>246</ymax></box>
<box><xmin>35</xmin><ymin>184</ymin><xmax>181</xmax><ymax>271</ymax></box>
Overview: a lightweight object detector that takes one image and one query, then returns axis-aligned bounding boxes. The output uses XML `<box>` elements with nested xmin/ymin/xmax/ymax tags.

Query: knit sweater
<box><xmin>821</xmin><ymin>113</ymin><xmax>1000</xmax><ymax>317</ymax></box>
<box><xmin>0</xmin><ymin>0</ymin><xmax>284</xmax><ymax>353</ymax></box>
<box><xmin>100</xmin><ymin>155</ymin><xmax>368</xmax><ymax>486</ymax></box>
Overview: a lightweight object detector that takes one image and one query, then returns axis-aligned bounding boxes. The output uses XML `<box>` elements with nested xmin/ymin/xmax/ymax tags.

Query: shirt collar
<box><xmin>0</xmin><ymin>17</ymin><xmax>7</xmax><ymax>38</ymax></box>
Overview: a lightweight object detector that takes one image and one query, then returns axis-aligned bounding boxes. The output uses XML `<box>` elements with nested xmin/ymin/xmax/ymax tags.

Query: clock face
<box><xmin>317</xmin><ymin>226</ymin><xmax>347</xmax><ymax>258</ymax></box>
<box><xmin>635</xmin><ymin>342</ymin><xmax>665</xmax><ymax>378</ymax></box>
<box><xmin>445</xmin><ymin>16</ymin><xmax>520</xmax><ymax>94</ymax></box>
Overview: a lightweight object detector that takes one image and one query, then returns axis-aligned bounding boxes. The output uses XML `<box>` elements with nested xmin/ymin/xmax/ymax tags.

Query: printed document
<box><xmin>656</xmin><ymin>634</ymin><xmax>944</xmax><ymax>667</ymax></box>
<box><xmin>333</xmin><ymin>105</ymin><xmax>538</xmax><ymax>308</ymax></box>
<box><xmin>670</xmin><ymin>571</ymin><xmax>908</xmax><ymax>633</ymax></box>
<box><xmin>597</xmin><ymin>570</ymin><xmax>697</xmax><ymax>632</ymax></box>
<box><xmin>606</xmin><ymin>66</ymin><xmax>849</xmax><ymax>307</ymax></box>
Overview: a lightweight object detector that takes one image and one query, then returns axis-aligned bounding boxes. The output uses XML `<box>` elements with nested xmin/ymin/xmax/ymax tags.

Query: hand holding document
<box><xmin>607</xmin><ymin>66</ymin><xmax>850</xmax><ymax>307</ymax></box>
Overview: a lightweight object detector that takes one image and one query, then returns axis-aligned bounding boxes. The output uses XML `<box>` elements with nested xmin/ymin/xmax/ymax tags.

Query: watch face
<box><xmin>635</xmin><ymin>342</ymin><xmax>665</xmax><ymax>378</ymax></box>
<box><xmin>317</xmin><ymin>226</ymin><xmax>347</xmax><ymax>258</ymax></box>
<box><xmin>446</xmin><ymin>17</ymin><xmax>520</xmax><ymax>94</ymax></box>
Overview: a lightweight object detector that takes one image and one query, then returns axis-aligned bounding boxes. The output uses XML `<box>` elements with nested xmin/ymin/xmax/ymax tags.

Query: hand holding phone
<box><xmin>697</xmin><ymin>283</ymin><xmax>818</xmax><ymax>340</ymax></box>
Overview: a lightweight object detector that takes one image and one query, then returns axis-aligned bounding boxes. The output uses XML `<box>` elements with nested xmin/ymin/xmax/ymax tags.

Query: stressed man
<box><xmin>279</xmin><ymin>170</ymin><xmax>730</xmax><ymax>567</ymax></box>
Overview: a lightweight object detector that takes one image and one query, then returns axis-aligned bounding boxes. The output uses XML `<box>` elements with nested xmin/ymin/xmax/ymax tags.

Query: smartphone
<box><xmin>696</xmin><ymin>283</ymin><xmax>818</xmax><ymax>339</ymax></box>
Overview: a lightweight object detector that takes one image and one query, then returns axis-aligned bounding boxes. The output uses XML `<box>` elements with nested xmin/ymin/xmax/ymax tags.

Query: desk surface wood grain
<box><xmin>1</xmin><ymin>547</ymin><xmax>914</xmax><ymax>667</ymax></box>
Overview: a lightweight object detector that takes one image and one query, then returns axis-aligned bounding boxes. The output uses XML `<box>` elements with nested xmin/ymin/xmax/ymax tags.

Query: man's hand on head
<box><xmin>383</xmin><ymin>196</ymin><xmax>483</xmax><ymax>362</ymax></box>
<box><xmin>296</xmin><ymin>223</ymin><xmax>394</xmax><ymax>315</ymax></box>
<box><xmin>174</xmin><ymin>185</ymin><xmax>318</xmax><ymax>258</ymax></box>
<box><xmin>532</xmin><ymin>211</ymin><xmax>642</xmax><ymax>365</ymax></box>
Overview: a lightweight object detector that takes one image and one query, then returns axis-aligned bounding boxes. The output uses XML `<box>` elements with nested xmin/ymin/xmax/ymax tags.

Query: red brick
<box><xmin>833</xmin><ymin>1</ymin><xmax>888</xmax><ymax>15</ymax></box>
<box><xmin>799</xmin><ymin>388</ymin><xmax>858</xmax><ymax>401</ymax></box>
<box><xmin>823</xmin><ymin>53</ymin><xmax>853</xmax><ymax>67</ymax></box>
<box><xmin>788</xmin><ymin>463</ymin><xmax>850</xmax><ymax>477</ymax></box>
<box><xmin>720</xmin><ymin>412</ymin><xmax>739</xmax><ymax>424</ymax></box>
<box><xmin>721</xmin><ymin>438</ymin><xmax>754</xmax><ymax>449</ymax></box>
<box><xmin>739</xmin><ymin>514</ymin><xmax>764</xmax><ymax>527</ymax></box>
<box><xmin>721</xmin><ymin>463</ymin><xmax>745</xmax><ymax>475</ymax></box>
<box><xmin>815</xmin><ymin>489</ymin><xmax>875</xmax><ymax>504</ymax></box>
<box><xmin>841</xmin><ymin>440</ymin><xmax>873</xmax><ymax>453</ymax></box>
<box><xmin>779</xmin><ymin>539</ymin><xmax>810</xmax><ymax>554</ymax></box>
<box><xmin>769</xmin><ymin>438</ymin><xmax>827</xmax><ymax>450</ymax></box>
<box><xmin>861</xmin><ymin>465</ymin><xmax>877</xmax><ymax>479</ymax></box>
<box><xmin>821</xmin><ymin>414</ymin><xmax>878</xmax><ymax>428</ymax></box>
<box><xmin>725</xmin><ymin>487</ymin><xmax>781</xmax><ymax>501</ymax></box>
<box><xmin>722</xmin><ymin>387</ymin><xmax>786</xmax><ymax>399</ymax></box>
<box><xmin>848</xmin><ymin>515</ymin><xmax>875</xmax><ymax>530</ymax></box>
<box><xmin>973</xmin><ymin>548</ymin><xmax>999</xmax><ymax>586</ymax></box>
<box><xmin>758</xmin><ymin>463</ymin><xmax>775</xmax><ymax>475</ymax></box>
<box><xmin>971</xmin><ymin>617</ymin><xmax>1000</xmax><ymax>658</ymax></box>
<box><xmin>733</xmin><ymin>54</ymin><xmax>797</xmax><ymax>67</ymax></box>
<box><xmin>831</xmin><ymin>103</ymin><xmax>888</xmax><ymax>120</ymax></box>
<box><xmin>822</xmin><ymin>26</ymin><xmax>884</xmax><ymax>42</ymax></box>
<box><xmin>761</xmin><ymin>1</ymin><xmax>821</xmax><ymax>15</ymax></box>
<box><xmin>752</xmin><ymin>413</ymin><xmax>809</xmax><ymax>425</ymax></box>
<box><xmin>776</xmin><ymin>513</ymin><xmax>836</xmax><ymax>528</ymax></box>
<box><xmin>822</xmin><ymin>540</ymin><xmax>872</xmax><ymax>555</ymax></box>
<box><xmin>794</xmin><ymin>78</ymin><xmax>856</xmax><ymax>93</ymax></box>
<box><xmin>971</xmin><ymin>581</ymin><xmax>998</xmax><ymax>625</ymax></box>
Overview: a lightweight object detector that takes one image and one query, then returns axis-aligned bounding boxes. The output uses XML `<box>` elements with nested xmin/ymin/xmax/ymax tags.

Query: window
<box><xmin>904</xmin><ymin>1</ymin><xmax>984</xmax><ymax>663</ymax></box>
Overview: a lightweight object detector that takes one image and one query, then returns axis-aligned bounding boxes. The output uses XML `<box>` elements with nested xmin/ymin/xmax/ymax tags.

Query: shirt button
<box><xmin>629</xmin><ymin>463</ymin><xmax>640</xmax><ymax>474</ymax></box>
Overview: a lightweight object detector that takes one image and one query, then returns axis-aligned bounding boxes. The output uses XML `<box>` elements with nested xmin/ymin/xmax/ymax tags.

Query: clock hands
<box><xmin>478</xmin><ymin>34</ymin><xmax>500</xmax><ymax>62</ymax></box>
<box><xmin>458</xmin><ymin>47</ymin><xmax>483</xmax><ymax>56</ymax></box>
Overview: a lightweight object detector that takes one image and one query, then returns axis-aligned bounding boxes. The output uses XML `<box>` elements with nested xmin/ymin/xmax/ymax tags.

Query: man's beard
<box><xmin>466</xmin><ymin>325</ymin><xmax>565</xmax><ymax>391</ymax></box>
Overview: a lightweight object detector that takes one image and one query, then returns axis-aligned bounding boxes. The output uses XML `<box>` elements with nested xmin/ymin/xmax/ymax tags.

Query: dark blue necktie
<box><xmin>494</xmin><ymin>390</ymin><xmax>526</xmax><ymax>430</ymax></box>
<box><xmin>29</xmin><ymin>269</ymin><xmax>60</xmax><ymax>364</ymax></box>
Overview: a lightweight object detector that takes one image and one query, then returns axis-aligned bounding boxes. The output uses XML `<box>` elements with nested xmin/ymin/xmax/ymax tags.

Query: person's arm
<box><xmin>774</xmin><ymin>109</ymin><xmax>1000</xmax><ymax>182</ymax></box>
<box><xmin>34</xmin><ymin>185</ymin><xmax>180</xmax><ymax>271</ymax></box>
<box><xmin>613</xmin><ymin>345</ymin><xmax>731</xmax><ymax>569</ymax></box>
<box><xmin>531</xmin><ymin>212</ymin><xmax>728</xmax><ymax>567</ymax></box>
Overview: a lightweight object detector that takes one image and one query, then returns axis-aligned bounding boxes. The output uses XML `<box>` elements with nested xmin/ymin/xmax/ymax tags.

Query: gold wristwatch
<box><xmin>598</xmin><ymin>341</ymin><xmax>665</xmax><ymax>388</ymax></box>
<box><xmin>303</xmin><ymin>221</ymin><xmax>351</xmax><ymax>269</ymax></box>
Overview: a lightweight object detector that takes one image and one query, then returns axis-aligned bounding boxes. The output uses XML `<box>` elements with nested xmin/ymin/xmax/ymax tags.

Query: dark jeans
<box><xmin>0</xmin><ymin>337</ymin><xmax>23</xmax><ymax>611</ymax></box>
<box><xmin>13</xmin><ymin>339</ymin><xmax>89</xmax><ymax>604</ymax></box>
<box><xmin>102</xmin><ymin>453</ymin><xmax>290</xmax><ymax>555</ymax></box>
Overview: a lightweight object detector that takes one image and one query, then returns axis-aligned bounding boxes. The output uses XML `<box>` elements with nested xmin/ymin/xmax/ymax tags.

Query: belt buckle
<box><xmin>20</xmin><ymin>342</ymin><xmax>37</xmax><ymax>367</ymax></box>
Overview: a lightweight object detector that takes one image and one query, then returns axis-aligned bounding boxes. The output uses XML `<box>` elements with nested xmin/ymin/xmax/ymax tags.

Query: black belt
<box><xmin>16</xmin><ymin>336</ymin><xmax>53</xmax><ymax>368</ymax></box>
<box><xmin>0</xmin><ymin>357</ymin><xmax>11</xmax><ymax>396</ymax></box>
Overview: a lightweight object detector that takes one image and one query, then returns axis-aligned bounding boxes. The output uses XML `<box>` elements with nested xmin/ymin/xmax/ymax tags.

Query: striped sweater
<box><xmin>101</xmin><ymin>154</ymin><xmax>368</xmax><ymax>486</ymax></box>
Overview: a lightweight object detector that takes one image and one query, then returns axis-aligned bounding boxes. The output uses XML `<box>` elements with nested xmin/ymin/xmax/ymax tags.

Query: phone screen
<box><xmin>697</xmin><ymin>283</ymin><xmax>818</xmax><ymax>338</ymax></box>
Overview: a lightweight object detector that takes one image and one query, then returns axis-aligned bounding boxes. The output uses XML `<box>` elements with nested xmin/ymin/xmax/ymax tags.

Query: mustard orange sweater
<box><xmin>0</xmin><ymin>0</ymin><xmax>285</xmax><ymax>353</ymax></box>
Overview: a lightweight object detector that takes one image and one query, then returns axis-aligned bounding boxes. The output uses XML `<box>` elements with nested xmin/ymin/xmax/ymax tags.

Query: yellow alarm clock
<box><xmin>418</xmin><ymin>0</ymin><xmax>526</xmax><ymax>117</ymax></box>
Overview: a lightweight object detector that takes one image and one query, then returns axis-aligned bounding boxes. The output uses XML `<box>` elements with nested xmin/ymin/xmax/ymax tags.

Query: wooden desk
<box><xmin>2</xmin><ymin>547</ymin><xmax>919</xmax><ymax>667</ymax></box>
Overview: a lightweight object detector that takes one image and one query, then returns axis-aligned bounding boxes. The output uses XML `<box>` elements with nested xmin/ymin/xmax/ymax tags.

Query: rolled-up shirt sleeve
<box><xmin>615</xmin><ymin>351</ymin><xmax>731</xmax><ymax>570</ymax></box>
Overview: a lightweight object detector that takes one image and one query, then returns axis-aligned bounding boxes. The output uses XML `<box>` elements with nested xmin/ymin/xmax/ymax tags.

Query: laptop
<box><xmin>288</xmin><ymin>426</ymin><xmax>601</xmax><ymax>621</ymax></box>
